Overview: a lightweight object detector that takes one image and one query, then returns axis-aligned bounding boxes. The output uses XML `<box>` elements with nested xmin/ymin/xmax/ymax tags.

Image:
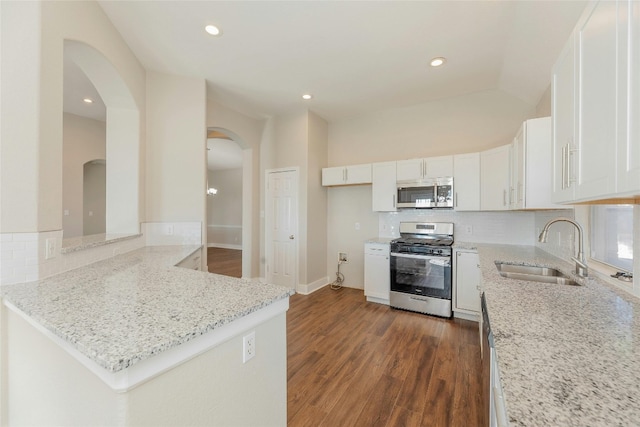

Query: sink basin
<box><xmin>495</xmin><ymin>262</ymin><xmax>580</xmax><ymax>286</ymax></box>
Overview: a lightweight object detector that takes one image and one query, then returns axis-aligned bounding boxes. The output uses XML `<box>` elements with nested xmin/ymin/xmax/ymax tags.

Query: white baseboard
<box><xmin>296</xmin><ymin>276</ymin><xmax>329</xmax><ymax>295</ymax></box>
<box><xmin>207</xmin><ymin>243</ymin><xmax>242</xmax><ymax>250</ymax></box>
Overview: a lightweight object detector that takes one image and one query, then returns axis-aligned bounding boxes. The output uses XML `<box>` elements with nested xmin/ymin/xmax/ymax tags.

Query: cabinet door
<box><xmin>453</xmin><ymin>153</ymin><xmax>480</xmax><ymax>211</ymax></box>
<box><xmin>511</xmin><ymin>125</ymin><xmax>525</xmax><ymax>210</ymax></box>
<box><xmin>552</xmin><ymin>34</ymin><xmax>577</xmax><ymax>203</ymax></box>
<box><xmin>396</xmin><ymin>158</ymin><xmax>424</xmax><ymax>181</ymax></box>
<box><xmin>575</xmin><ymin>0</ymin><xmax>618</xmax><ymax>200</ymax></box>
<box><xmin>322</xmin><ymin>167</ymin><xmax>346</xmax><ymax>186</ymax></box>
<box><xmin>454</xmin><ymin>251</ymin><xmax>480</xmax><ymax>314</ymax></box>
<box><xmin>372</xmin><ymin>162</ymin><xmax>397</xmax><ymax>212</ymax></box>
<box><xmin>425</xmin><ymin>155</ymin><xmax>454</xmax><ymax>178</ymax></box>
<box><xmin>345</xmin><ymin>164</ymin><xmax>372</xmax><ymax>185</ymax></box>
<box><xmin>524</xmin><ymin>117</ymin><xmax>559</xmax><ymax>209</ymax></box>
<box><xmin>618</xmin><ymin>0</ymin><xmax>640</xmax><ymax>194</ymax></box>
<box><xmin>364</xmin><ymin>245</ymin><xmax>390</xmax><ymax>303</ymax></box>
<box><xmin>480</xmin><ymin>145</ymin><xmax>511</xmax><ymax>211</ymax></box>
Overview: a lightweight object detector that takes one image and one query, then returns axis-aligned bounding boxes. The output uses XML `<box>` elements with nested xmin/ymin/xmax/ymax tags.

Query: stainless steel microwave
<box><xmin>396</xmin><ymin>177</ymin><xmax>454</xmax><ymax>208</ymax></box>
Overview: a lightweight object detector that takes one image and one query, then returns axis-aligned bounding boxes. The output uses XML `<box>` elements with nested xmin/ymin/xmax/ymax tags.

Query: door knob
<box><xmin>289</xmin><ymin>235</ymin><xmax>295</xmax><ymax>240</ymax></box>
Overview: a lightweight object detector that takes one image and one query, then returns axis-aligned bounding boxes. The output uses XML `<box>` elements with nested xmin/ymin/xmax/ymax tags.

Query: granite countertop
<box><xmin>477</xmin><ymin>244</ymin><xmax>640</xmax><ymax>426</ymax></box>
<box><xmin>1</xmin><ymin>246</ymin><xmax>294</xmax><ymax>373</ymax></box>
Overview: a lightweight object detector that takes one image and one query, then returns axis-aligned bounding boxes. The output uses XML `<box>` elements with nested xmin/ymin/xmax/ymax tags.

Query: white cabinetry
<box><xmin>490</xmin><ymin>348</ymin><xmax>509</xmax><ymax>427</ymax></box>
<box><xmin>322</xmin><ymin>164</ymin><xmax>372</xmax><ymax>186</ymax></box>
<box><xmin>364</xmin><ymin>242</ymin><xmax>390</xmax><ymax>305</ymax></box>
<box><xmin>552</xmin><ymin>33</ymin><xmax>577</xmax><ymax>203</ymax></box>
<box><xmin>511</xmin><ymin>117</ymin><xmax>559</xmax><ymax>210</ymax></box>
<box><xmin>372</xmin><ymin>162</ymin><xmax>397</xmax><ymax>212</ymax></box>
<box><xmin>480</xmin><ymin>145</ymin><xmax>511</xmax><ymax>211</ymax></box>
<box><xmin>453</xmin><ymin>250</ymin><xmax>480</xmax><ymax>319</ymax></box>
<box><xmin>396</xmin><ymin>155</ymin><xmax>453</xmax><ymax>181</ymax></box>
<box><xmin>553</xmin><ymin>0</ymin><xmax>638</xmax><ymax>203</ymax></box>
<box><xmin>453</xmin><ymin>153</ymin><xmax>480</xmax><ymax>211</ymax></box>
<box><xmin>617</xmin><ymin>0</ymin><xmax>640</xmax><ymax>194</ymax></box>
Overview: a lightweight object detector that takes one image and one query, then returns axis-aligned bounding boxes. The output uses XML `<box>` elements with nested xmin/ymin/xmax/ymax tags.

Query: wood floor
<box><xmin>287</xmin><ymin>286</ymin><xmax>484</xmax><ymax>427</ymax></box>
<box><xmin>207</xmin><ymin>247</ymin><xmax>242</xmax><ymax>278</ymax></box>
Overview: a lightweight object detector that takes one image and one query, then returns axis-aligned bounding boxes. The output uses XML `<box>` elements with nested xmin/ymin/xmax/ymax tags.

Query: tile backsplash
<box><xmin>380</xmin><ymin>209</ymin><xmax>564</xmax><ymax>244</ymax></box>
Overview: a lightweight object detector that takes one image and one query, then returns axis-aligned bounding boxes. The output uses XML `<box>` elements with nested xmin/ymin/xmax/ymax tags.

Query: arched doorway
<box><xmin>206</xmin><ymin>128</ymin><xmax>252</xmax><ymax>278</ymax></box>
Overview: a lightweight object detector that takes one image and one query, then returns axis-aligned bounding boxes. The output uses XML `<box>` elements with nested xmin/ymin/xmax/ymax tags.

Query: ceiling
<box><xmin>93</xmin><ymin>0</ymin><xmax>587</xmax><ymax>122</ymax></box>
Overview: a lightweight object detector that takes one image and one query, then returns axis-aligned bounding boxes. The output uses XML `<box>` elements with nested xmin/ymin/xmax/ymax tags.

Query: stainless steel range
<box><xmin>389</xmin><ymin>222</ymin><xmax>453</xmax><ymax>318</ymax></box>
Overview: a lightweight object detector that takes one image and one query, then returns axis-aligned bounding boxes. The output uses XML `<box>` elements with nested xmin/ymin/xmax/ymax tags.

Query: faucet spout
<box><xmin>538</xmin><ymin>217</ymin><xmax>588</xmax><ymax>277</ymax></box>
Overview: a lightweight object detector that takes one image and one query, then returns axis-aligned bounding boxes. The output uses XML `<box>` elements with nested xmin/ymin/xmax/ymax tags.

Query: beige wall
<box><xmin>536</xmin><ymin>84</ymin><xmax>552</xmax><ymax>117</ymax></box>
<box><xmin>206</xmin><ymin>99</ymin><xmax>266</xmax><ymax>278</ymax></box>
<box><xmin>145</xmin><ymin>72</ymin><xmax>206</xmax><ymax>235</ymax></box>
<box><xmin>328</xmin><ymin>89</ymin><xmax>535</xmax><ymax>166</ymax></box>
<box><xmin>207</xmin><ymin>168</ymin><xmax>243</xmax><ymax>247</ymax></box>
<box><xmin>307</xmin><ymin>111</ymin><xmax>329</xmax><ymax>284</ymax></box>
<box><xmin>62</xmin><ymin>113</ymin><xmax>106</xmax><ymax>238</ymax></box>
<box><xmin>83</xmin><ymin>161</ymin><xmax>106</xmax><ymax>236</ymax></box>
<box><xmin>0</xmin><ymin>0</ymin><xmax>146</xmax><ymax>233</ymax></box>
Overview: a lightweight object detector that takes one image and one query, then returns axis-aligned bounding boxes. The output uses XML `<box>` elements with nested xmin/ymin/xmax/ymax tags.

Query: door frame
<box><xmin>265</xmin><ymin>167</ymin><xmax>299</xmax><ymax>290</ymax></box>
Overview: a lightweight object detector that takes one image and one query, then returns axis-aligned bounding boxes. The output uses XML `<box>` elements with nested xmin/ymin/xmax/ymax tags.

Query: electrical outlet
<box><xmin>167</xmin><ymin>225</ymin><xmax>174</xmax><ymax>235</ymax></box>
<box><xmin>465</xmin><ymin>225</ymin><xmax>473</xmax><ymax>234</ymax></box>
<box><xmin>243</xmin><ymin>331</ymin><xmax>256</xmax><ymax>363</ymax></box>
<box><xmin>45</xmin><ymin>238</ymin><xmax>56</xmax><ymax>260</ymax></box>
<box><xmin>339</xmin><ymin>252</ymin><xmax>348</xmax><ymax>263</ymax></box>
<box><xmin>355</xmin><ymin>222</ymin><xmax>360</xmax><ymax>230</ymax></box>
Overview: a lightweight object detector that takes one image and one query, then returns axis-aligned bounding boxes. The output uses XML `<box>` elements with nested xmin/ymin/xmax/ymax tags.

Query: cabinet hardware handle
<box><xmin>345</xmin><ymin>168</ymin><xmax>348</xmax><ymax>182</ymax></box>
<box><xmin>503</xmin><ymin>189</ymin><xmax>507</xmax><ymax>206</ymax></box>
<box><xmin>568</xmin><ymin>144</ymin><xmax>577</xmax><ymax>185</ymax></box>
<box><xmin>455</xmin><ymin>192</ymin><xmax>458</xmax><ymax>207</ymax></box>
<box><xmin>393</xmin><ymin>194</ymin><xmax>396</xmax><ymax>208</ymax></box>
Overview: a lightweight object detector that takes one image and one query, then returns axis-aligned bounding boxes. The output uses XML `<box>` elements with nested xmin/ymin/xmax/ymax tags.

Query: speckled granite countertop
<box><xmin>1</xmin><ymin>246</ymin><xmax>294</xmax><ymax>373</ymax></box>
<box><xmin>477</xmin><ymin>244</ymin><xmax>640</xmax><ymax>426</ymax></box>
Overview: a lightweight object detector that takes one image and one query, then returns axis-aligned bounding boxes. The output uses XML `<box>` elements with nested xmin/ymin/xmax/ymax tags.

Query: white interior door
<box><xmin>266</xmin><ymin>169</ymin><xmax>298</xmax><ymax>289</ymax></box>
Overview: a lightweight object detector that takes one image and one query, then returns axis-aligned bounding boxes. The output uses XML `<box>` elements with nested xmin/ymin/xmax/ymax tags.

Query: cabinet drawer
<box><xmin>176</xmin><ymin>249</ymin><xmax>202</xmax><ymax>270</ymax></box>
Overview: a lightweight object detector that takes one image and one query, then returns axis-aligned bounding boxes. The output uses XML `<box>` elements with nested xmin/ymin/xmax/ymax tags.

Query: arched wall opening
<box><xmin>207</xmin><ymin>127</ymin><xmax>252</xmax><ymax>278</ymax></box>
<box><xmin>64</xmin><ymin>40</ymin><xmax>140</xmax><ymax>236</ymax></box>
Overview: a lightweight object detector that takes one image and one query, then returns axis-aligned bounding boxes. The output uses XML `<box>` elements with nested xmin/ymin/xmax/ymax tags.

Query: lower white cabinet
<box><xmin>364</xmin><ymin>242</ymin><xmax>390</xmax><ymax>305</ymax></box>
<box><xmin>453</xmin><ymin>249</ymin><xmax>480</xmax><ymax>318</ymax></box>
<box><xmin>176</xmin><ymin>248</ymin><xmax>202</xmax><ymax>271</ymax></box>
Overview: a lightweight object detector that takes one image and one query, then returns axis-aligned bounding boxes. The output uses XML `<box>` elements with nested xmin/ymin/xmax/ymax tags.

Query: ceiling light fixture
<box><xmin>205</xmin><ymin>25</ymin><xmax>222</xmax><ymax>36</ymax></box>
<box><xmin>430</xmin><ymin>57</ymin><xmax>446</xmax><ymax>67</ymax></box>
<box><xmin>83</xmin><ymin>98</ymin><xmax>94</xmax><ymax>103</ymax></box>
<box><xmin>302</xmin><ymin>94</ymin><xmax>313</xmax><ymax>100</ymax></box>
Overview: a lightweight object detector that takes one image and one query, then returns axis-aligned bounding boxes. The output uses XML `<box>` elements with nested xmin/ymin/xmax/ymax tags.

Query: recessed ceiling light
<box><xmin>430</xmin><ymin>57</ymin><xmax>446</xmax><ymax>67</ymax></box>
<box><xmin>302</xmin><ymin>94</ymin><xmax>313</xmax><ymax>100</ymax></box>
<box><xmin>205</xmin><ymin>25</ymin><xmax>222</xmax><ymax>36</ymax></box>
<box><xmin>83</xmin><ymin>98</ymin><xmax>93</xmax><ymax>104</ymax></box>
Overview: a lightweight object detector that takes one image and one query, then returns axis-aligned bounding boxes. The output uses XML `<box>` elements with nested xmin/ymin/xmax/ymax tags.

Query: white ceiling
<box><xmin>96</xmin><ymin>0</ymin><xmax>587</xmax><ymax>122</ymax></box>
<box><xmin>207</xmin><ymin>138</ymin><xmax>243</xmax><ymax>171</ymax></box>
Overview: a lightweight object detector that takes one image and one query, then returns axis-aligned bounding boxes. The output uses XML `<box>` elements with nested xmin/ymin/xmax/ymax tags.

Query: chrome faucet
<box><xmin>538</xmin><ymin>217</ymin><xmax>588</xmax><ymax>277</ymax></box>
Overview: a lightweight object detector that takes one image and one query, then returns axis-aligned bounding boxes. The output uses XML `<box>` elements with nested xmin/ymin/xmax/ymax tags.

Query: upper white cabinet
<box><xmin>453</xmin><ymin>153</ymin><xmax>480</xmax><ymax>211</ymax></box>
<box><xmin>617</xmin><ymin>0</ymin><xmax>640</xmax><ymax>194</ymax></box>
<box><xmin>511</xmin><ymin>117</ymin><xmax>559</xmax><ymax>210</ymax></box>
<box><xmin>372</xmin><ymin>161</ymin><xmax>397</xmax><ymax>212</ymax></box>
<box><xmin>322</xmin><ymin>164</ymin><xmax>372</xmax><ymax>186</ymax></box>
<box><xmin>480</xmin><ymin>145</ymin><xmax>511</xmax><ymax>211</ymax></box>
<box><xmin>396</xmin><ymin>155</ymin><xmax>453</xmax><ymax>181</ymax></box>
<box><xmin>552</xmin><ymin>34</ymin><xmax>577</xmax><ymax>203</ymax></box>
<box><xmin>553</xmin><ymin>0</ymin><xmax>638</xmax><ymax>203</ymax></box>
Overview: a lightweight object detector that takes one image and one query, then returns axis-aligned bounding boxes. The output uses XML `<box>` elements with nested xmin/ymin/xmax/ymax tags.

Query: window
<box><xmin>590</xmin><ymin>205</ymin><xmax>633</xmax><ymax>273</ymax></box>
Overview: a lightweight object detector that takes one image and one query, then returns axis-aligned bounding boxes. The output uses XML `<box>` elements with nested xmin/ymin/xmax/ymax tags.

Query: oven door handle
<box><xmin>390</xmin><ymin>252</ymin><xmax>450</xmax><ymax>263</ymax></box>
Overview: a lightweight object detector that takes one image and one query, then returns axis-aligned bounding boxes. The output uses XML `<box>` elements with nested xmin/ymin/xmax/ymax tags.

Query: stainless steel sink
<box><xmin>495</xmin><ymin>262</ymin><xmax>580</xmax><ymax>286</ymax></box>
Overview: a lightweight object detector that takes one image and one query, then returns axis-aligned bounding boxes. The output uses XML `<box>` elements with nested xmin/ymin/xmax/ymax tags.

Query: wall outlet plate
<box><xmin>243</xmin><ymin>331</ymin><xmax>256</xmax><ymax>363</ymax></box>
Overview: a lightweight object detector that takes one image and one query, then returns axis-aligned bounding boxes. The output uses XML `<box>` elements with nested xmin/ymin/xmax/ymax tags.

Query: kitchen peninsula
<box><xmin>1</xmin><ymin>245</ymin><xmax>294</xmax><ymax>426</ymax></box>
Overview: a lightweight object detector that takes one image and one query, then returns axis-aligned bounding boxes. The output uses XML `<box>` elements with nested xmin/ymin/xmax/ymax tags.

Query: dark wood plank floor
<box><xmin>207</xmin><ymin>247</ymin><xmax>242</xmax><ymax>278</ymax></box>
<box><xmin>287</xmin><ymin>286</ymin><xmax>484</xmax><ymax>427</ymax></box>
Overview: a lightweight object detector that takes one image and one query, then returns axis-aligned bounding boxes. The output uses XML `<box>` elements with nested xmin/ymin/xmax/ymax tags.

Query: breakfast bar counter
<box><xmin>1</xmin><ymin>245</ymin><xmax>294</xmax><ymax>426</ymax></box>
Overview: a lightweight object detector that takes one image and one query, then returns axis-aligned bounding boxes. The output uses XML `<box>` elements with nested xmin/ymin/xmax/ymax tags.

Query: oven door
<box><xmin>390</xmin><ymin>252</ymin><xmax>452</xmax><ymax>299</ymax></box>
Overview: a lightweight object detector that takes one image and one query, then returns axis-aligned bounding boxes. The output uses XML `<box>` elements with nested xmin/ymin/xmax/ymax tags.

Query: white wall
<box><xmin>145</xmin><ymin>72</ymin><xmax>206</xmax><ymax>238</ymax></box>
<box><xmin>328</xmin><ymin>89</ymin><xmax>535</xmax><ymax>165</ymax></box>
<box><xmin>207</xmin><ymin>168</ymin><xmax>243</xmax><ymax>248</ymax></box>
<box><xmin>62</xmin><ymin>113</ymin><xmax>106</xmax><ymax>238</ymax></box>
